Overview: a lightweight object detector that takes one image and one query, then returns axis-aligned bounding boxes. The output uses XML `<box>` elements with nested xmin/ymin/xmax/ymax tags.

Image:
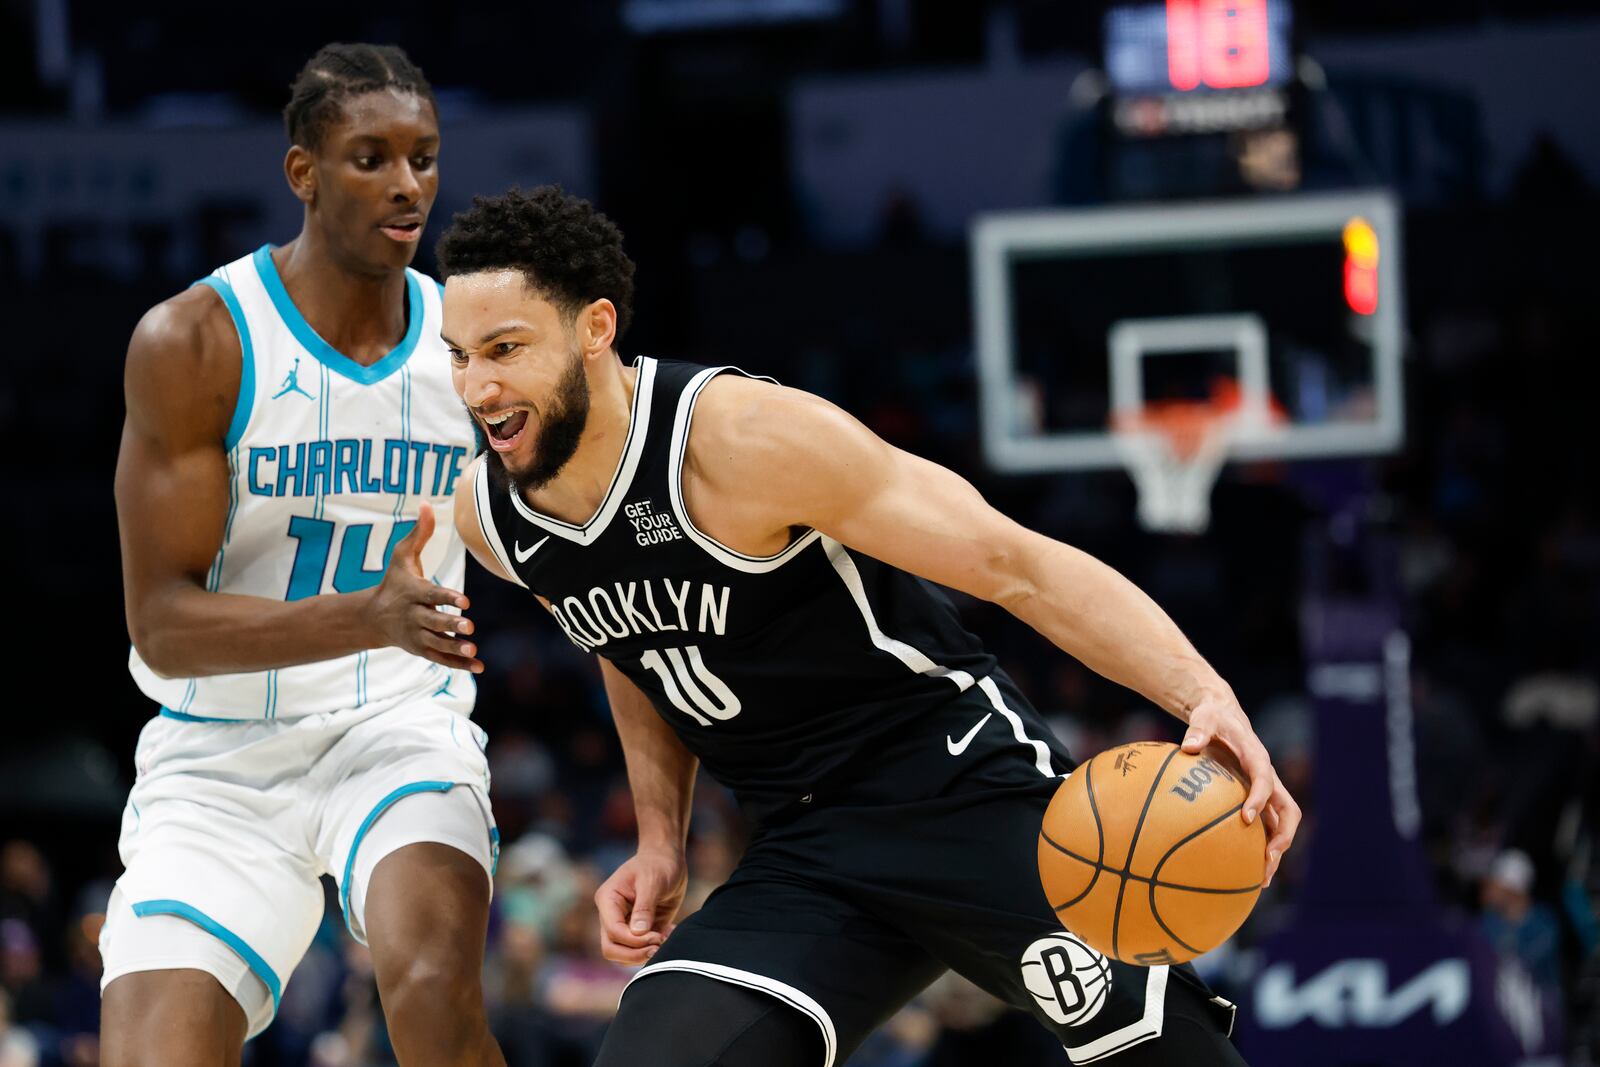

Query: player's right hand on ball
<box><xmin>596</xmin><ymin>845</ymin><xmax>688</xmax><ymax>965</ymax></box>
<box><xmin>368</xmin><ymin>502</ymin><xmax>483</xmax><ymax>673</ymax></box>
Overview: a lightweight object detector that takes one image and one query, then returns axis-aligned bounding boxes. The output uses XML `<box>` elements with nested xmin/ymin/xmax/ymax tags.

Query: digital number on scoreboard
<box><xmin>1104</xmin><ymin>0</ymin><xmax>1295</xmax><ymax>137</ymax></box>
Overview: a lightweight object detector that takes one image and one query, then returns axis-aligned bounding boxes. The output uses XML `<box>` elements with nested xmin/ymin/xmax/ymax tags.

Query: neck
<box><xmin>523</xmin><ymin>356</ymin><xmax>637</xmax><ymax>525</ymax></box>
<box><xmin>274</xmin><ymin>225</ymin><xmax>410</xmax><ymax>367</ymax></box>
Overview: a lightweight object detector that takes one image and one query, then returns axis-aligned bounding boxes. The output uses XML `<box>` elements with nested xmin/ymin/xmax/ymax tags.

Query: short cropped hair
<box><xmin>283</xmin><ymin>43</ymin><xmax>435</xmax><ymax>149</ymax></box>
<box><xmin>436</xmin><ymin>186</ymin><xmax>637</xmax><ymax>341</ymax></box>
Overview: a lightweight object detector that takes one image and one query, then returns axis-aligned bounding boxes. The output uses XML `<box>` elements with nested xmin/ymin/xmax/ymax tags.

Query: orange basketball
<box><xmin>1037</xmin><ymin>741</ymin><xmax>1265</xmax><ymax>965</ymax></box>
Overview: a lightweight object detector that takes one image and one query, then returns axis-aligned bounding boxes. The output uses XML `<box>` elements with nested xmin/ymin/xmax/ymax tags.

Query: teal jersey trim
<box><xmin>339</xmin><ymin>780</ymin><xmax>457</xmax><ymax>937</ymax></box>
<box><xmin>193</xmin><ymin>276</ymin><xmax>256</xmax><ymax>451</ymax></box>
<box><xmin>252</xmin><ymin>245</ymin><xmax>424</xmax><ymax>385</ymax></box>
<box><xmin>131</xmin><ymin>899</ymin><xmax>282</xmax><ymax>1013</ymax></box>
<box><xmin>160</xmin><ymin>706</ymin><xmax>246</xmax><ymax>723</ymax></box>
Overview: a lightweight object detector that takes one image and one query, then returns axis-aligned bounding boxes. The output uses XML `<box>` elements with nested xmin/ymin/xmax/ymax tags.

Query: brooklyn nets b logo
<box><xmin>1020</xmin><ymin>933</ymin><xmax>1112</xmax><ymax>1026</ymax></box>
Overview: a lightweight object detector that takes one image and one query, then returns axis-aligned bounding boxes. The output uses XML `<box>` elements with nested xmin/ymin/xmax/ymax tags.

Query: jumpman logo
<box><xmin>272</xmin><ymin>356</ymin><xmax>316</xmax><ymax>401</ymax></box>
<box><xmin>433</xmin><ymin>675</ymin><xmax>455</xmax><ymax>698</ymax></box>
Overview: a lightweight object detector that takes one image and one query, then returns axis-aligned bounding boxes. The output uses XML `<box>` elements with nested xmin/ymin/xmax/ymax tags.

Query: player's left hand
<box><xmin>595</xmin><ymin>845</ymin><xmax>688</xmax><ymax>966</ymax></box>
<box><xmin>1180</xmin><ymin>695</ymin><xmax>1301</xmax><ymax>889</ymax></box>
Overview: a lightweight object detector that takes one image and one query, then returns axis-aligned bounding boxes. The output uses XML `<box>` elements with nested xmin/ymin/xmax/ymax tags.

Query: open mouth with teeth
<box><xmin>481</xmin><ymin>408</ymin><xmax>530</xmax><ymax>452</ymax></box>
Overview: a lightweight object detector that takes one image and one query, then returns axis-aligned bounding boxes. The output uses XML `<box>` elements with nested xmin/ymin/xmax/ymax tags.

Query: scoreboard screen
<box><xmin>1105</xmin><ymin>0</ymin><xmax>1294</xmax><ymax>97</ymax></box>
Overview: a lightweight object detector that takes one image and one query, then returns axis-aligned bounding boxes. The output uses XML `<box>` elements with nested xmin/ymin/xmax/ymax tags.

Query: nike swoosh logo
<box><xmin>946</xmin><ymin>712</ymin><xmax>993</xmax><ymax>756</ymax></box>
<box><xmin>514</xmin><ymin>536</ymin><xmax>549</xmax><ymax>563</ymax></box>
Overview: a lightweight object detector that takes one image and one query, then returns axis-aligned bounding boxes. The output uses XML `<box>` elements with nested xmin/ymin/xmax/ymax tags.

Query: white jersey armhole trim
<box><xmin>473</xmin><ymin>461</ymin><xmax>528</xmax><ymax>588</ymax></box>
<box><xmin>976</xmin><ymin>676</ymin><xmax>1056</xmax><ymax>777</ymax></box>
<box><xmin>667</xmin><ymin>365</ymin><xmax>822</xmax><ymax>573</ymax></box>
<box><xmin>1063</xmin><ymin>964</ymin><xmax>1167</xmax><ymax>1063</ymax></box>
<box><xmin>623</xmin><ymin>960</ymin><xmax>838</xmax><ymax>1067</ymax></box>
<box><xmin>820</xmin><ymin>535</ymin><xmax>976</xmax><ymax>690</ymax></box>
<box><xmin>820</xmin><ymin>534</ymin><xmax>1056</xmax><ymax>776</ymax></box>
<box><xmin>508</xmin><ymin>357</ymin><xmax>656</xmax><ymax>543</ymax></box>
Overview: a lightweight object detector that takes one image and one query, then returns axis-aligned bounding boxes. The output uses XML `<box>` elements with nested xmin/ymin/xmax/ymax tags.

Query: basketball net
<box><xmin>1111</xmin><ymin>401</ymin><xmax>1255</xmax><ymax>534</ymax></box>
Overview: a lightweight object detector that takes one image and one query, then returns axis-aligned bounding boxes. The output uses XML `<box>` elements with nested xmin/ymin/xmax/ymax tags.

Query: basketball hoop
<box><xmin>1103</xmin><ymin>317</ymin><xmax>1279</xmax><ymax>534</ymax></box>
<box><xmin>1111</xmin><ymin>396</ymin><xmax>1277</xmax><ymax>534</ymax></box>
<box><xmin>972</xmin><ymin>193</ymin><xmax>1407</xmax><ymax>536</ymax></box>
<box><xmin>1111</xmin><ymin>402</ymin><xmax>1234</xmax><ymax>534</ymax></box>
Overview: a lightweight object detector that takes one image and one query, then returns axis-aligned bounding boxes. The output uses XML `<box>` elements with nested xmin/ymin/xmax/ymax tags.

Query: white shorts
<box><xmin>98</xmin><ymin>694</ymin><xmax>498</xmax><ymax>1039</ymax></box>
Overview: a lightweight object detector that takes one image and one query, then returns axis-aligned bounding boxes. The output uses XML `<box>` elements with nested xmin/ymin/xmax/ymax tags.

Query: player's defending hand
<box><xmin>366</xmin><ymin>502</ymin><xmax>484</xmax><ymax>673</ymax></box>
<box><xmin>1180</xmin><ymin>693</ymin><xmax>1301</xmax><ymax>889</ymax></box>
<box><xmin>595</xmin><ymin>845</ymin><xmax>687</xmax><ymax>965</ymax></box>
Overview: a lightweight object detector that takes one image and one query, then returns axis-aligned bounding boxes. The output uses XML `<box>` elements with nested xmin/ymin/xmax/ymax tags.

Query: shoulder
<box><xmin>684</xmin><ymin>373</ymin><xmax>889</xmax><ymax>521</ymax></box>
<box><xmin>451</xmin><ymin>455</ymin><xmax>491</xmax><ymax>545</ymax></box>
<box><xmin>454</xmin><ymin>455</ymin><xmax>486</xmax><ymax>528</ymax></box>
<box><xmin>124</xmin><ymin>284</ymin><xmax>243</xmax><ymax>436</ymax></box>
<box><xmin>688</xmin><ymin>373</ymin><xmax>867</xmax><ymax>465</ymax></box>
<box><xmin>453</xmin><ymin>455</ymin><xmax>519</xmax><ymax>583</ymax></box>
<box><xmin>129</xmin><ymin>283</ymin><xmax>239</xmax><ymax>364</ymax></box>
<box><xmin>453</xmin><ymin>457</ymin><xmax>496</xmax><ymax>551</ymax></box>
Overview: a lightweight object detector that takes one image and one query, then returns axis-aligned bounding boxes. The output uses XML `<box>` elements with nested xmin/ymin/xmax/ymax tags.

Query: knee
<box><xmin>377</xmin><ymin>948</ymin><xmax>489</xmax><ymax>1042</ymax></box>
<box><xmin>596</xmin><ymin>974</ymin><xmax>822</xmax><ymax>1067</ymax></box>
<box><xmin>380</xmin><ymin>947</ymin><xmax>484</xmax><ymax>1011</ymax></box>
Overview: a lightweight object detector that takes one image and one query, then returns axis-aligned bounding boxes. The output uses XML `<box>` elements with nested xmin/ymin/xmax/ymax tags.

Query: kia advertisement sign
<box><xmin>1234</xmin><ymin>581</ymin><xmax>1564</xmax><ymax>1065</ymax></box>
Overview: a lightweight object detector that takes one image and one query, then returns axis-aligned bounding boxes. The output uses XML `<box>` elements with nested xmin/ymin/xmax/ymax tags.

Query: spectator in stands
<box><xmin>0</xmin><ymin>923</ymin><xmax>45</xmax><ymax>1028</ymax></box>
<box><xmin>0</xmin><ymin>846</ymin><xmax>54</xmax><ymax>965</ymax></box>
<box><xmin>0</xmin><ymin>989</ymin><xmax>38</xmax><ymax>1067</ymax></box>
<box><xmin>1481</xmin><ymin>849</ymin><xmax>1564</xmax><ymax>993</ymax></box>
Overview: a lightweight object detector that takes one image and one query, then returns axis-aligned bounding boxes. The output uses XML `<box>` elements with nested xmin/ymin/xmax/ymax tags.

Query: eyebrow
<box><xmin>348</xmin><ymin>132</ymin><xmax>440</xmax><ymax>147</ymax></box>
<box><xmin>439</xmin><ymin>323</ymin><xmax>531</xmax><ymax>349</ymax></box>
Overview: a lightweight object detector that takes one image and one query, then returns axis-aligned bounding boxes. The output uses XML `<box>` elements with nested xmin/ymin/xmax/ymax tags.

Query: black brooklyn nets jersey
<box><xmin>475</xmin><ymin>357</ymin><xmax>1056</xmax><ymax>820</ymax></box>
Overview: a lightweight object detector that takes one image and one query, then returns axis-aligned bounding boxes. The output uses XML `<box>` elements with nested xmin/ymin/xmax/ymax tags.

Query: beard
<box><xmin>479</xmin><ymin>346</ymin><xmax>591</xmax><ymax>496</ymax></box>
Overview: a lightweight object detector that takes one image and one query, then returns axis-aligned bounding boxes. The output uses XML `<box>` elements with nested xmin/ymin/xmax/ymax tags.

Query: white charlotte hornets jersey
<box><xmin>129</xmin><ymin>245</ymin><xmax>478</xmax><ymax>720</ymax></box>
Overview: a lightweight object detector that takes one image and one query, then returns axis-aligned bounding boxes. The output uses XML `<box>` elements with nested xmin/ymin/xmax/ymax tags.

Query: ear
<box><xmin>284</xmin><ymin>144</ymin><xmax>317</xmax><ymax>205</ymax></box>
<box><xmin>577</xmin><ymin>299</ymin><xmax>619</xmax><ymax>359</ymax></box>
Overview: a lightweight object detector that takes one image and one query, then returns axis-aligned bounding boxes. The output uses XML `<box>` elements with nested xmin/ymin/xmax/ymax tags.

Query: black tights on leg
<box><xmin>594</xmin><ymin>973</ymin><xmax>823</xmax><ymax>1067</ymax></box>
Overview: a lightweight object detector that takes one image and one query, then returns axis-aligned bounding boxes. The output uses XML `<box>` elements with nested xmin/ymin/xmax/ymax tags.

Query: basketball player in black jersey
<box><xmin>437</xmin><ymin>187</ymin><xmax>1300</xmax><ymax>1067</ymax></box>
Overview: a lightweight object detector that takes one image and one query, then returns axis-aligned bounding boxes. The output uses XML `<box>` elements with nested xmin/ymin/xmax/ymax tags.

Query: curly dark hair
<box><xmin>436</xmin><ymin>186</ymin><xmax>637</xmax><ymax>342</ymax></box>
<box><xmin>283</xmin><ymin>43</ymin><xmax>435</xmax><ymax>150</ymax></box>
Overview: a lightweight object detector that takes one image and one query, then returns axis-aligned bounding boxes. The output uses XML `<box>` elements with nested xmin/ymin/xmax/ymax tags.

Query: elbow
<box><xmin>127</xmin><ymin>603</ymin><xmax>188</xmax><ymax>679</ymax></box>
<box><xmin>129</xmin><ymin>627</ymin><xmax>180</xmax><ymax>679</ymax></box>
<box><xmin>993</xmin><ymin>576</ymin><xmax>1038</xmax><ymax>617</ymax></box>
<box><xmin>986</xmin><ymin>545</ymin><xmax>1038</xmax><ymax>615</ymax></box>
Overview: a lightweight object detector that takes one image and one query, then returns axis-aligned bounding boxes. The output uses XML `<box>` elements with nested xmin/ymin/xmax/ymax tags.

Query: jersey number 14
<box><xmin>284</xmin><ymin>517</ymin><xmax>416</xmax><ymax>600</ymax></box>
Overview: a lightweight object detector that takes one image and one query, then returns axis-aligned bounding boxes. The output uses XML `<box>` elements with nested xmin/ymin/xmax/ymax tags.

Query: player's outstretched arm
<box><xmin>593</xmin><ymin>658</ymin><xmax>696</xmax><ymax>964</ymax></box>
<box><xmin>116</xmin><ymin>289</ymin><xmax>482</xmax><ymax>679</ymax></box>
<box><xmin>689</xmin><ymin>376</ymin><xmax>1299</xmax><ymax>885</ymax></box>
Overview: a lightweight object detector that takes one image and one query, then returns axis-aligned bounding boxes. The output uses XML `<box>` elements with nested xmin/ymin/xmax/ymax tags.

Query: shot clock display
<box><xmin>1104</xmin><ymin>0</ymin><xmax>1296</xmax><ymax>137</ymax></box>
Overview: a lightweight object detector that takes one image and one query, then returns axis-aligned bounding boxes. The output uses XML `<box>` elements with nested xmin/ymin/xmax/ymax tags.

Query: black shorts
<box><xmin>630</xmin><ymin>675</ymin><xmax>1238</xmax><ymax>1065</ymax></box>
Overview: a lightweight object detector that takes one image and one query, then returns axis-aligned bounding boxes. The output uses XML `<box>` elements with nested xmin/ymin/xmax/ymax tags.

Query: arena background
<box><xmin>2</xmin><ymin>1</ymin><xmax>1598</xmax><ymax>1064</ymax></box>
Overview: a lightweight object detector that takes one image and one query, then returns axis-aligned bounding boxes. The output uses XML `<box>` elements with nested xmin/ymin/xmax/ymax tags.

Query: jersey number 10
<box><xmin>639</xmin><ymin>646</ymin><xmax>743</xmax><ymax>726</ymax></box>
<box><xmin>284</xmin><ymin>517</ymin><xmax>417</xmax><ymax>600</ymax></box>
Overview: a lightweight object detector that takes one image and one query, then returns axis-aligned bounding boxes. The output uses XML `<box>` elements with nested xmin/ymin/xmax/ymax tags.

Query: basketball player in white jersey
<box><xmin>103</xmin><ymin>45</ymin><xmax>506</xmax><ymax>1067</ymax></box>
